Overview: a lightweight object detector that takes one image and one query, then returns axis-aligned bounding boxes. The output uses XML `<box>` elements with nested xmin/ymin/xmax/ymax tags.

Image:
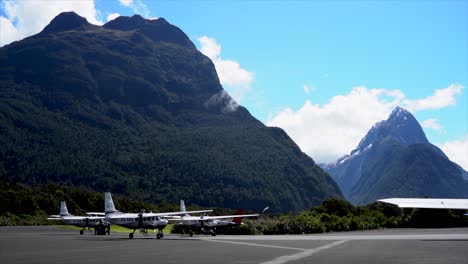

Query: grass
<box><xmin>58</xmin><ymin>224</ymin><xmax>174</xmax><ymax>233</ymax></box>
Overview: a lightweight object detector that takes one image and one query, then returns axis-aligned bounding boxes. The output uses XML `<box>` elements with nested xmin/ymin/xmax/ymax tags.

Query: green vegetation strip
<box><xmin>2</xmin><ymin>183</ymin><xmax>467</xmax><ymax>234</ymax></box>
<box><xmin>58</xmin><ymin>224</ymin><xmax>174</xmax><ymax>233</ymax></box>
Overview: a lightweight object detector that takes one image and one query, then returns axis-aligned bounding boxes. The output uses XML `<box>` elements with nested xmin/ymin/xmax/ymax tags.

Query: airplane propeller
<box><xmin>199</xmin><ymin>215</ymin><xmax>206</xmax><ymax>232</ymax></box>
<box><xmin>138</xmin><ymin>210</ymin><xmax>145</xmax><ymax>229</ymax></box>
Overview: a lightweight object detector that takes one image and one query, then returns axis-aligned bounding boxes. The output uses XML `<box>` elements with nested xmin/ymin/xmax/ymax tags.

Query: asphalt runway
<box><xmin>1</xmin><ymin>226</ymin><xmax>467</xmax><ymax>264</ymax></box>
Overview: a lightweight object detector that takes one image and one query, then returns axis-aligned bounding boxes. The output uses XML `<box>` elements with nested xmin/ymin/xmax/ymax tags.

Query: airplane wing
<box><xmin>378</xmin><ymin>198</ymin><xmax>468</xmax><ymax>210</ymax></box>
<box><xmin>106</xmin><ymin>210</ymin><xmax>214</xmax><ymax>220</ymax></box>
<box><xmin>86</xmin><ymin>212</ymin><xmax>105</xmax><ymax>216</ymax></box>
<box><xmin>145</xmin><ymin>210</ymin><xmax>213</xmax><ymax>217</ymax></box>
<box><xmin>178</xmin><ymin>214</ymin><xmax>259</xmax><ymax>221</ymax></box>
<box><xmin>47</xmin><ymin>215</ymin><xmax>104</xmax><ymax>221</ymax></box>
<box><xmin>84</xmin><ymin>216</ymin><xmax>106</xmax><ymax>220</ymax></box>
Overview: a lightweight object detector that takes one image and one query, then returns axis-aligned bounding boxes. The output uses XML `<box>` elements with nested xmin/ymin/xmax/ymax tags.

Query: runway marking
<box><xmin>259</xmin><ymin>240</ymin><xmax>348</xmax><ymax>264</ymax></box>
<box><xmin>208</xmin><ymin>233</ymin><xmax>468</xmax><ymax>241</ymax></box>
<box><xmin>202</xmin><ymin>239</ymin><xmax>309</xmax><ymax>251</ymax></box>
<box><xmin>203</xmin><ymin>238</ymin><xmax>348</xmax><ymax>264</ymax></box>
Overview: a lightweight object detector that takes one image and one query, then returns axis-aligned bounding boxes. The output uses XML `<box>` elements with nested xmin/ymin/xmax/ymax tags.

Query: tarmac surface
<box><xmin>1</xmin><ymin>226</ymin><xmax>467</xmax><ymax>264</ymax></box>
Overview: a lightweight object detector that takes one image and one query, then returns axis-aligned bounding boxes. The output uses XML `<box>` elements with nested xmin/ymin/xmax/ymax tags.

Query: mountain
<box><xmin>0</xmin><ymin>12</ymin><xmax>342</xmax><ymax>212</ymax></box>
<box><xmin>323</xmin><ymin>107</ymin><xmax>468</xmax><ymax>204</ymax></box>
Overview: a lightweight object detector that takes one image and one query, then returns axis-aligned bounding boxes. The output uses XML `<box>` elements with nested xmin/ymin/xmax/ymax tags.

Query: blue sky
<box><xmin>0</xmin><ymin>0</ymin><xmax>466</xmax><ymax>168</ymax></box>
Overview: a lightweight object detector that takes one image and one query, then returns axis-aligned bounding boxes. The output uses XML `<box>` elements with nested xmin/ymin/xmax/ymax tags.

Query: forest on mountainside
<box><xmin>0</xmin><ymin>12</ymin><xmax>341</xmax><ymax>213</ymax></box>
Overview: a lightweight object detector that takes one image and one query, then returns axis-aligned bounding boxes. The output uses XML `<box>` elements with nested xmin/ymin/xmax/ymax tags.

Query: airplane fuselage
<box><xmin>59</xmin><ymin>217</ymin><xmax>103</xmax><ymax>228</ymax></box>
<box><xmin>106</xmin><ymin>212</ymin><xmax>168</xmax><ymax>230</ymax></box>
<box><xmin>180</xmin><ymin>219</ymin><xmax>235</xmax><ymax>228</ymax></box>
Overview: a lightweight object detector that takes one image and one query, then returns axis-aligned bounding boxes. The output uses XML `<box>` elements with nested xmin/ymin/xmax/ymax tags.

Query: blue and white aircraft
<box><xmin>47</xmin><ymin>201</ymin><xmax>107</xmax><ymax>235</ymax></box>
<box><xmin>103</xmin><ymin>192</ymin><xmax>212</xmax><ymax>239</ymax></box>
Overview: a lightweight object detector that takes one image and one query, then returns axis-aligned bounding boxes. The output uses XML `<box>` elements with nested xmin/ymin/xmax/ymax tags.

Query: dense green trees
<box><xmin>2</xmin><ymin>183</ymin><xmax>466</xmax><ymax>231</ymax></box>
<box><xmin>0</xmin><ymin>182</ymin><xmax>174</xmax><ymax>225</ymax></box>
<box><xmin>223</xmin><ymin>198</ymin><xmax>468</xmax><ymax>235</ymax></box>
<box><xmin>0</xmin><ymin>182</ymin><xmax>233</xmax><ymax>225</ymax></box>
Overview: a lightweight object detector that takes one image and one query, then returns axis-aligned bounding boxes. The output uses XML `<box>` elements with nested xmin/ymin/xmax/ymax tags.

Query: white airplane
<box><xmin>378</xmin><ymin>198</ymin><xmax>468</xmax><ymax>215</ymax></box>
<box><xmin>171</xmin><ymin>200</ymin><xmax>259</xmax><ymax>237</ymax></box>
<box><xmin>47</xmin><ymin>201</ymin><xmax>109</xmax><ymax>235</ymax></box>
<box><xmin>103</xmin><ymin>192</ymin><xmax>212</xmax><ymax>239</ymax></box>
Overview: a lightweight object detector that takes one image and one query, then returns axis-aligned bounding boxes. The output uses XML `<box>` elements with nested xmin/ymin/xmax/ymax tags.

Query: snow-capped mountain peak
<box><xmin>356</xmin><ymin>106</ymin><xmax>428</xmax><ymax>151</ymax></box>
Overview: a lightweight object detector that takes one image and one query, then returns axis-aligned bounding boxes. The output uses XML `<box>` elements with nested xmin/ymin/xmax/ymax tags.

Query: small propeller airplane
<box><xmin>103</xmin><ymin>192</ymin><xmax>213</xmax><ymax>239</ymax></box>
<box><xmin>171</xmin><ymin>200</ymin><xmax>259</xmax><ymax>237</ymax></box>
<box><xmin>47</xmin><ymin>201</ymin><xmax>109</xmax><ymax>235</ymax></box>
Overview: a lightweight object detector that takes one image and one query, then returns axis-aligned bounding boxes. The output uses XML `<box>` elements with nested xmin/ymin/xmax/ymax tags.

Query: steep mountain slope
<box><xmin>0</xmin><ymin>12</ymin><xmax>342</xmax><ymax>212</ymax></box>
<box><xmin>323</xmin><ymin>107</ymin><xmax>467</xmax><ymax>204</ymax></box>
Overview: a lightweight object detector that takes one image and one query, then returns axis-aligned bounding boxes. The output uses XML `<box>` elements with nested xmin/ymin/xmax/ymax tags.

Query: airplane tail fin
<box><xmin>60</xmin><ymin>201</ymin><xmax>70</xmax><ymax>216</ymax></box>
<box><xmin>105</xmin><ymin>192</ymin><xmax>117</xmax><ymax>213</ymax></box>
<box><xmin>180</xmin><ymin>199</ymin><xmax>191</xmax><ymax>217</ymax></box>
<box><xmin>232</xmin><ymin>209</ymin><xmax>243</xmax><ymax>225</ymax></box>
<box><xmin>180</xmin><ymin>200</ymin><xmax>186</xmax><ymax>213</ymax></box>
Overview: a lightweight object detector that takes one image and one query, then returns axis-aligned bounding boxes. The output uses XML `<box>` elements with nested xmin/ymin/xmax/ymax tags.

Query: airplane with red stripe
<box><xmin>170</xmin><ymin>200</ymin><xmax>259</xmax><ymax>237</ymax></box>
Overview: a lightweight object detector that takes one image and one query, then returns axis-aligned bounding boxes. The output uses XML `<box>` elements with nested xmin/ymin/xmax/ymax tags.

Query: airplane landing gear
<box><xmin>80</xmin><ymin>230</ymin><xmax>84</xmax><ymax>235</ymax></box>
<box><xmin>140</xmin><ymin>228</ymin><xmax>148</xmax><ymax>236</ymax></box>
<box><xmin>129</xmin><ymin>229</ymin><xmax>137</xmax><ymax>239</ymax></box>
<box><xmin>189</xmin><ymin>230</ymin><xmax>193</xmax><ymax>237</ymax></box>
<box><xmin>156</xmin><ymin>229</ymin><xmax>164</xmax><ymax>239</ymax></box>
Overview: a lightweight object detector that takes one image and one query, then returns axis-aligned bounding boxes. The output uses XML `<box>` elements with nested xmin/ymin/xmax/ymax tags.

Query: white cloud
<box><xmin>0</xmin><ymin>16</ymin><xmax>20</xmax><ymax>46</ymax></box>
<box><xmin>119</xmin><ymin>0</ymin><xmax>133</xmax><ymax>7</ymax></box>
<box><xmin>205</xmin><ymin>90</ymin><xmax>239</xmax><ymax>113</ymax></box>
<box><xmin>107</xmin><ymin>13</ymin><xmax>120</xmax><ymax>22</ymax></box>
<box><xmin>437</xmin><ymin>136</ymin><xmax>468</xmax><ymax>171</ymax></box>
<box><xmin>421</xmin><ymin>118</ymin><xmax>442</xmax><ymax>131</ymax></box>
<box><xmin>198</xmin><ymin>36</ymin><xmax>221</xmax><ymax>61</ymax></box>
<box><xmin>303</xmin><ymin>84</ymin><xmax>316</xmax><ymax>94</ymax></box>
<box><xmin>267</xmin><ymin>84</ymin><xmax>464</xmax><ymax>164</ymax></box>
<box><xmin>119</xmin><ymin>0</ymin><xmax>150</xmax><ymax>18</ymax></box>
<box><xmin>404</xmin><ymin>84</ymin><xmax>464</xmax><ymax>111</ymax></box>
<box><xmin>267</xmin><ymin>86</ymin><xmax>402</xmax><ymax>163</ymax></box>
<box><xmin>0</xmin><ymin>0</ymin><xmax>103</xmax><ymax>47</ymax></box>
<box><xmin>197</xmin><ymin>36</ymin><xmax>254</xmax><ymax>103</ymax></box>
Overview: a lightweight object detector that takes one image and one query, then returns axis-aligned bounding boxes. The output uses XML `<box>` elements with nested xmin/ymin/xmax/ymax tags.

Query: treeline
<box><xmin>0</xmin><ymin>182</ymin><xmax>230</xmax><ymax>226</ymax></box>
<box><xmin>224</xmin><ymin>199</ymin><xmax>468</xmax><ymax>235</ymax></box>
<box><xmin>2</xmin><ymin>182</ymin><xmax>467</xmax><ymax>232</ymax></box>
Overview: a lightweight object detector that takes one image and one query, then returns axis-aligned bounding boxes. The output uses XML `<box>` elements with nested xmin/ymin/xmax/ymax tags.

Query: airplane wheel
<box><xmin>129</xmin><ymin>233</ymin><xmax>134</xmax><ymax>239</ymax></box>
<box><xmin>160</xmin><ymin>233</ymin><xmax>164</xmax><ymax>238</ymax></box>
<box><xmin>212</xmin><ymin>233</ymin><xmax>216</xmax><ymax>237</ymax></box>
<box><xmin>80</xmin><ymin>230</ymin><xmax>84</xmax><ymax>235</ymax></box>
<box><xmin>156</xmin><ymin>233</ymin><xmax>161</xmax><ymax>239</ymax></box>
<box><xmin>189</xmin><ymin>231</ymin><xmax>193</xmax><ymax>237</ymax></box>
